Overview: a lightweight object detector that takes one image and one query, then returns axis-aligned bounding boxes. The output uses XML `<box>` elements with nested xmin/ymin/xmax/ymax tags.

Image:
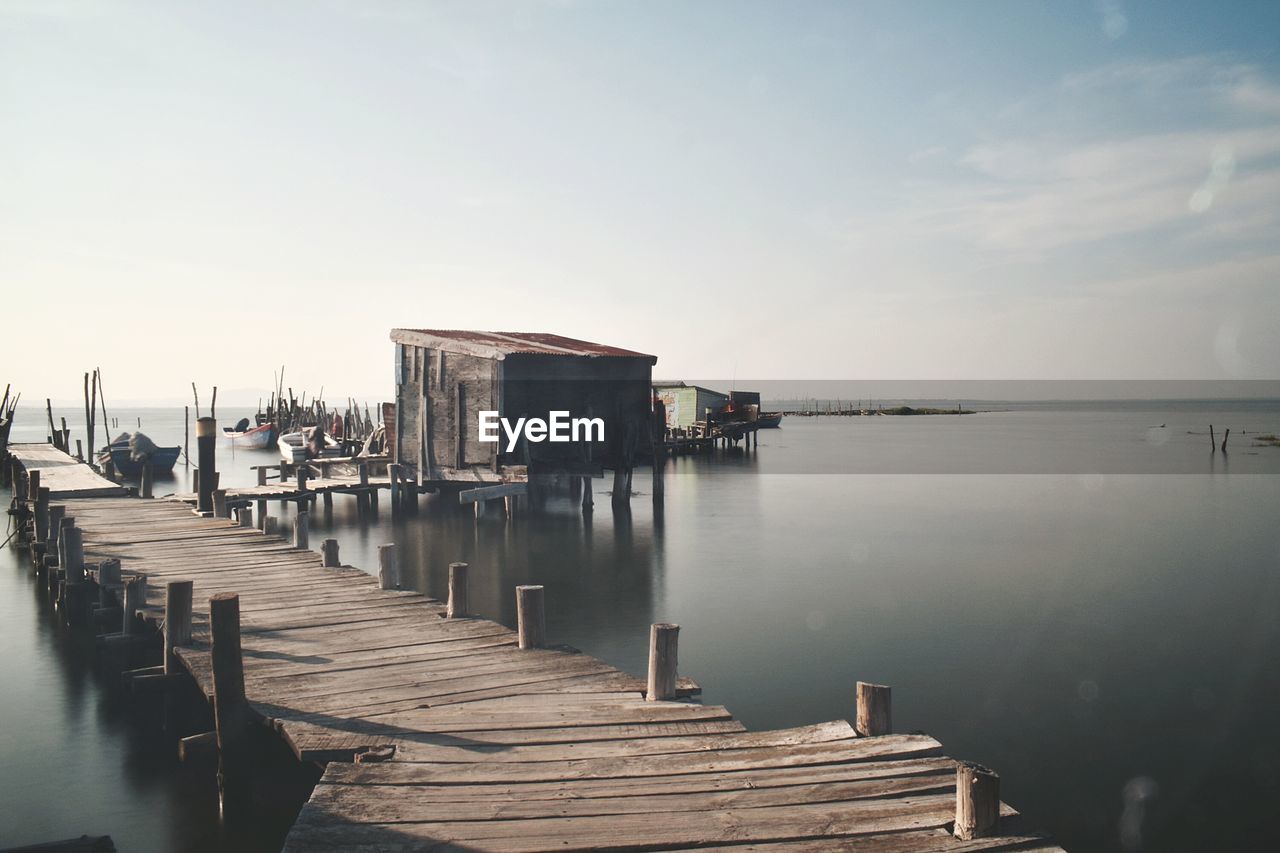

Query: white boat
<box><xmin>223</xmin><ymin>421</ymin><xmax>275</xmax><ymax>449</ymax></box>
<box><xmin>278</xmin><ymin>429</ymin><xmax>341</xmax><ymax>463</ymax></box>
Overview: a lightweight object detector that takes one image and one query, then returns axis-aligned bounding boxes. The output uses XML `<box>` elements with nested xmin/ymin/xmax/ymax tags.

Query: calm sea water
<box><xmin>3</xmin><ymin>402</ymin><xmax>1279</xmax><ymax>852</ymax></box>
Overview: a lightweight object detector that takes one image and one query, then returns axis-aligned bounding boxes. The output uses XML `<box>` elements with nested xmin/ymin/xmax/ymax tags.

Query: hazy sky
<box><xmin>3</xmin><ymin>0</ymin><xmax>1279</xmax><ymax>404</ymax></box>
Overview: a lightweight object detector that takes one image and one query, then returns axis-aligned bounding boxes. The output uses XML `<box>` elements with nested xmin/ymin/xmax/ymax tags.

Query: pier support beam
<box><xmin>140</xmin><ymin>463</ymin><xmax>154</xmax><ymax>499</ymax></box>
<box><xmin>856</xmin><ymin>681</ymin><xmax>892</xmax><ymax>736</ymax></box>
<box><xmin>447</xmin><ymin>562</ymin><xmax>469</xmax><ymax>618</ymax></box>
<box><xmin>516</xmin><ymin>585</ymin><xmax>545</xmax><ymax>649</ymax></box>
<box><xmin>955</xmin><ymin>762</ymin><xmax>1000</xmax><ymax>840</ymax></box>
<box><xmin>378</xmin><ymin>543</ymin><xmax>399</xmax><ymax>590</ymax></box>
<box><xmin>646</xmin><ymin>622</ymin><xmax>679</xmax><ymax>701</ymax></box>
<box><xmin>164</xmin><ymin>580</ymin><xmax>193</xmax><ymax>675</ymax></box>
<box><xmin>321</xmin><ymin>539</ymin><xmax>340</xmax><ymax>568</ymax></box>
<box><xmin>196</xmin><ymin>417</ymin><xmax>217</xmax><ymax>514</ymax></box>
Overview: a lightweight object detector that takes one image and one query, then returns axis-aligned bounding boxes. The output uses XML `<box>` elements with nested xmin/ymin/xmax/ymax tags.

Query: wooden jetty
<box><xmin>5</xmin><ymin>442</ymin><xmax>1062</xmax><ymax>852</ymax></box>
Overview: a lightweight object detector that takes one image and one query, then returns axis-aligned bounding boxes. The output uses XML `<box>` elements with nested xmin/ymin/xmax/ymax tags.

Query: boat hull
<box><xmin>224</xmin><ymin>423</ymin><xmax>275</xmax><ymax>449</ymax></box>
<box><xmin>755</xmin><ymin>412</ymin><xmax>783</xmax><ymax>428</ymax></box>
<box><xmin>103</xmin><ymin>443</ymin><xmax>182</xmax><ymax>477</ymax></box>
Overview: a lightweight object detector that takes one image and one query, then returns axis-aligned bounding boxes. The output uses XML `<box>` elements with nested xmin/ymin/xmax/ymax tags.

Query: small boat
<box><xmin>278</xmin><ymin>428</ymin><xmax>341</xmax><ymax>463</ymax></box>
<box><xmin>223</xmin><ymin>418</ymin><xmax>275</xmax><ymax>449</ymax></box>
<box><xmin>99</xmin><ymin>432</ymin><xmax>181</xmax><ymax>477</ymax></box>
<box><xmin>755</xmin><ymin>412</ymin><xmax>783</xmax><ymax>429</ymax></box>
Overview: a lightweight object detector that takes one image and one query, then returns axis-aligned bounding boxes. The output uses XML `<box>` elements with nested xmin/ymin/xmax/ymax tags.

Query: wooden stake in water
<box><xmin>856</xmin><ymin>681</ymin><xmax>892</xmax><ymax>736</ymax></box>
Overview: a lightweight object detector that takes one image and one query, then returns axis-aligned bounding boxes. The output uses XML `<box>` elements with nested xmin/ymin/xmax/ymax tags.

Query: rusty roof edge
<box><xmin>390</xmin><ymin>329</ymin><xmax>657</xmax><ymax>362</ymax></box>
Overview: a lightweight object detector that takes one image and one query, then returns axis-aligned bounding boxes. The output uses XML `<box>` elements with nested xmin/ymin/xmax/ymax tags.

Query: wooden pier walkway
<box><xmin>6</xmin><ymin>444</ymin><xmax>1063</xmax><ymax>852</ymax></box>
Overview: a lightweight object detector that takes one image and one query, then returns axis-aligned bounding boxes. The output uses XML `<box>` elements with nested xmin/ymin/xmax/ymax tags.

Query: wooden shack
<box><xmin>653</xmin><ymin>382</ymin><xmax>728</xmax><ymax>431</ymax></box>
<box><xmin>391</xmin><ymin>330</ymin><xmax>657</xmax><ymax>492</ymax></box>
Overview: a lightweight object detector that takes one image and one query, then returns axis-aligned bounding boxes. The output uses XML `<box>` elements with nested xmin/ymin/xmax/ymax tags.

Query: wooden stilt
<box><xmin>294</xmin><ymin>510</ymin><xmax>310</xmax><ymax>550</ymax></box>
<box><xmin>321</xmin><ymin>539</ymin><xmax>340</xmax><ymax>568</ymax></box>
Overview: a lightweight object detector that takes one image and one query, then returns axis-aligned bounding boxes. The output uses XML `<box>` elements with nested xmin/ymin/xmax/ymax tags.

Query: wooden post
<box><xmin>164</xmin><ymin>580</ymin><xmax>194</xmax><ymax>675</ymax></box>
<box><xmin>296</xmin><ymin>466</ymin><xmax>308</xmax><ymax>494</ymax></box>
<box><xmin>54</xmin><ymin>515</ymin><xmax>75</xmax><ymax>565</ymax></box>
<box><xmin>184</xmin><ymin>405</ymin><xmax>190</xmax><ymax>466</ymax></box>
<box><xmin>1222</xmin><ymin>428</ymin><xmax>1230</xmax><ymax>453</ymax></box>
<box><xmin>122</xmin><ymin>576</ymin><xmax>145</xmax><ymax>635</ymax></box>
<box><xmin>103</xmin><ymin>454</ymin><xmax>115</xmax><ymax>480</ymax></box>
<box><xmin>646</xmin><ymin>622</ymin><xmax>679</xmax><ymax>701</ymax></box>
<box><xmin>209</xmin><ymin>592</ymin><xmax>253</xmax><ymax>816</ymax></box>
<box><xmin>378</xmin><ymin>543</ymin><xmax>399</xmax><ymax>590</ymax></box>
<box><xmin>27</xmin><ymin>468</ymin><xmax>40</xmax><ymax>502</ymax></box>
<box><xmin>321</xmin><ymin>538</ymin><xmax>340</xmax><ymax>567</ymax></box>
<box><xmin>98</xmin><ymin>558</ymin><xmax>121</xmax><ymax>607</ymax></box>
<box><xmin>294</xmin><ymin>510</ymin><xmax>310</xmax><ymax>550</ymax></box>
<box><xmin>263</xmin><ymin>516</ymin><xmax>280</xmax><ymax>536</ymax></box>
<box><xmin>516</xmin><ymin>585</ymin><xmax>545</xmax><ymax>649</ymax></box>
<box><xmin>256</xmin><ymin>500</ymin><xmax>267</xmax><ymax>529</ymax></box>
<box><xmin>447</xmin><ymin>562</ymin><xmax>469</xmax><ymax>618</ymax></box>
<box><xmin>35</xmin><ymin>487</ymin><xmax>51</xmax><ymax>544</ymax></box>
<box><xmin>388</xmin><ymin>463</ymin><xmax>402</xmax><ymax>518</ymax></box>
<box><xmin>238</xmin><ymin>505</ymin><xmax>253</xmax><ymax>528</ymax></box>
<box><xmin>954</xmin><ymin>762</ymin><xmax>1000</xmax><ymax>840</ymax></box>
<box><xmin>196</xmin><ymin>417</ymin><xmax>217</xmax><ymax>514</ymax></box>
<box><xmin>63</xmin><ymin>526</ymin><xmax>88</xmax><ymax>625</ymax></box>
<box><xmin>139</xmin><ymin>463</ymin><xmax>154</xmax><ymax>498</ymax></box>
<box><xmin>257</xmin><ymin>467</ymin><xmax>268</xmax><ymax>486</ymax></box>
<box><xmin>63</xmin><ymin>526</ymin><xmax>85</xmax><ymax>583</ymax></box>
<box><xmin>45</xmin><ymin>503</ymin><xmax>64</xmax><ymax>554</ymax></box>
<box><xmin>1209</xmin><ymin>424</ymin><xmax>1215</xmax><ymax>451</ymax></box>
<box><xmin>75</xmin><ymin>438</ymin><xmax>83</xmax><ymax>462</ymax></box>
<box><xmin>612</xmin><ymin>466</ymin><xmax>628</xmax><ymax>507</ymax></box>
<box><xmin>856</xmin><ymin>681</ymin><xmax>892</xmax><ymax>736</ymax></box>
<box><xmin>213</xmin><ymin>488</ymin><xmax>228</xmax><ymax>518</ymax></box>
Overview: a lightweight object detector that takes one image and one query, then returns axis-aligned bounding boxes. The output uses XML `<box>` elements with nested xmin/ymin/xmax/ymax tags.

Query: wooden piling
<box><xmin>377</xmin><ymin>543</ymin><xmax>399</xmax><ymax>590</ymax></box>
<box><xmin>516</xmin><ymin>585</ymin><xmax>545</xmax><ymax>650</ymax></box>
<box><xmin>122</xmin><ymin>576</ymin><xmax>145</xmax><ymax>635</ymax></box>
<box><xmin>646</xmin><ymin>622</ymin><xmax>679</xmax><ymax>701</ymax></box>
<box><xmin>321</xmin><ymin>539</ymin><xmax>340</xmax><ymax>568</ymax></box>
<box><xmin>164</xmin><ymin>580</ymin><xmax>194</xmax><ymax>675</ymax></box>
<box><xmin>954</xmin><ymin>762</ymin><xmax>1000</xmax><ymax>840</ymax></box>
<box><xmin>35</xmin><ymin>486</ymin><xmax>51</xmax><ymax>544</ymax></box>
<box><xmin>257</xmin><ymin>466</ymin><xmax>268</xmax><ymax>486</ymax></box>
<box><xmin>388</xmin><ymin>463</ymin><xmax>402</xmax><ymax>518</ymax></box>
<box><xmin>296</xmin><ymin>467</ymin><xmax>308</xmax><ymax>494</ymax></box>
<box><xmin>139</xmin><ymin>463</ymin><xmax>154</xmax><ymax>498</ymax></box>
<box><xmin>209</xmin><ymin>592</ymin><xmax>253</xmax><ymax>815</ymax></box>
<box><xmin>75</xmin><ymin>438</ymin><xmax>83</xmax><ymax>462</ymax></box>
<box><xmin>213</xmin><ymin>488</ymin><xmax>228</xmax><ymax>518</ymax></box>
<box><xmin>27</xmin><ymin>468</ymin><xmax>40</xmax><ymax>502</ymax></box>
<box><xmin>447</xmin><ymin>562</ymin><xmax>469</xmax><ymax>618</ymax></box>
<box><xmin>856</xmin><ymin>681</ymin><xmax>892</xmax><ymax>736</ymax></box>
<box><xmin>238</xmin><ymin>505</ymin><xmax>253</xmax><ymax>528</ymax></box>
<box><xmin>294</xmin><ymin>510</ymin><xmax>310</xmax><ymax>550</ymax></box>
<box><xmin>196</xmin><ymin>417</ymin><xmax>217</xmax><ymax>514</ymax></box>
<box><xmin>98</xmin><ymin>558</ymin><xmax>121</xmax><ymax>607</ymax></box>
<box><xmin>1222</xmin><ymin>428</ymin><xmax>1230</xmax><ymax>453</ymax></box>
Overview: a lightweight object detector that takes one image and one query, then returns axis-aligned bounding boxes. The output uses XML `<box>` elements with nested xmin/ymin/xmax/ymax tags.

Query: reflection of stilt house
<box><xmin>390</xmin><ymin>329</ymin><xmax>657</xmax><ymax>499</ymax></box>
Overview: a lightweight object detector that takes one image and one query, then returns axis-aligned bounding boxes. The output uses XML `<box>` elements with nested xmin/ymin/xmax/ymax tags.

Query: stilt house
<box><xmin>390</xmin><ymin>329</ymin><xmax>657</xmax><ymax>490</ymax></box>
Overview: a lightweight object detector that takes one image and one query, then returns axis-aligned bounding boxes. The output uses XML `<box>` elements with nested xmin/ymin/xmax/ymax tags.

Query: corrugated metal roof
<box><xmin>390</xmin><ymin>329</ymin><xmax>657</xmax><ymax>361</ymax></box>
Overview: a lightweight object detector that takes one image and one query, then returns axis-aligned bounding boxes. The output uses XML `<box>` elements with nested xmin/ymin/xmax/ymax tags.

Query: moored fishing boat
<box><xmin>278</xmin><ymin>428</ymin><xmax>341</xmax><ymax>463</ymax></box>
<box><xmin>222</xmin><ymin>418</ymin><xmax>275</xmax><ymax>449</ymax></box>
<box><xmin>755</xmin><ymin>411</ymin><xmax>783</xmax><ymax>428</ymax></box>
<box><xmin>98</xmin><ymin>432</ymin><xmax>181</xmax><ymax>477</ymax></box>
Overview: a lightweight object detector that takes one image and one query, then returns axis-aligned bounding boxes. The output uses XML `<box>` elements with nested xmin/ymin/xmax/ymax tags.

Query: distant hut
<box><xmin>653</xmin><ymin>382</ymin><xmax>728</xmax><ymax>434</ymax></box>
<box><xmin>390</xmin><ymin>329</ymin><xmax>657</xmax><ymax>495</ymax></box>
